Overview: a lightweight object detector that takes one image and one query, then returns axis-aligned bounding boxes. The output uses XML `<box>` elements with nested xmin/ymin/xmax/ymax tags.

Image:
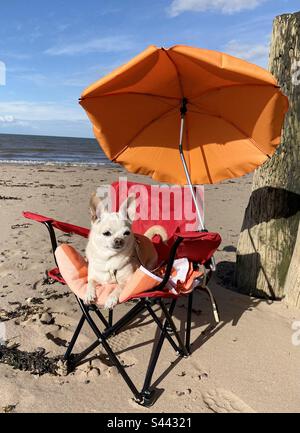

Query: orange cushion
<box><xmin>55</xmin><ymin>244</ymin><xmax>162</xmax><ymax>306</ymax></box>
<box><xmin>55</xmin><ymin>244</ymin><xmax>117</xmax><ymax>306</ymax></box>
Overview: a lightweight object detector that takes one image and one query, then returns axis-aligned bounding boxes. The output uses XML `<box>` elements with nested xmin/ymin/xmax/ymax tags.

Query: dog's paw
<box><xmin>104</xmin><ymin>294</ymin><xmax>119</xmax><ymax>310</ymax></box>
<box><xmin>84</xmin><ymin>286</ymin><xmax>96</xmax><ymax>305</ymax></box>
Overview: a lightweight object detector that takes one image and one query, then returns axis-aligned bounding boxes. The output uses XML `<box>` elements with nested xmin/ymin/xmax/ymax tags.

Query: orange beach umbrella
<box><xmin>80</xmin><ymin>45</ymin><xmax>288</xmax><ymax>228</ymax></box>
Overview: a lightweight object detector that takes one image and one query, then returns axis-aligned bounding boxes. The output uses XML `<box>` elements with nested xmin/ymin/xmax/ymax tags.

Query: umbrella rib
<box><xmin>111</xmin><ymin>105</ymin><xmax>179</xmax><ymax>161</ymax></box>
<box><xmin>190</xmin><ymin>101</ymin><xmax>271</xmax><ymax>157</ymax></box>
<box><xmin>162</xmin><ymin>48</ymin><xmax>184</xmax><ymax>98</ymax></box>
<box><xmin>80</xmin><ymin>91</ymin><xmax>181</xmax><ymax>104</ymax></box>
<box><xmin>185</xmin><ymin>107</ymin><xmax>213</xmax><ymax>183</ymax></box>
<box><xmin>190</xmin><ymin>82</ymin><xmax>280</xmax><ymax>102</ymax></box>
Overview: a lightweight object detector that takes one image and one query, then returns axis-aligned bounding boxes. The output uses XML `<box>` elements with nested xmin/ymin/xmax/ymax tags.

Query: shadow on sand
<box><xmin>105</xmin><ymin>260</ymin><xmax>273</xmax><ymax>397</ymax></box>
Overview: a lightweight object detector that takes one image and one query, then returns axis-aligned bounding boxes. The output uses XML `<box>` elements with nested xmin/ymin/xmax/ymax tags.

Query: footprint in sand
<box><xmin>73</xmin><ymin>327</ymin><xmax>142</xmax><ymax>379</ymax></box>
<box><xmin>108</xmin><ymin>327</ymin><xmax>142</xmax><ymax>352</ymax></box>
<box><xmin>202</xmin><ymin>388</ymin><xmax>255</xmax><ymax>413</ymax></box>
<box><xmin>97</xmin><ymin>326</ymin><xmax>143</xmax><ymax>368</ymax></box>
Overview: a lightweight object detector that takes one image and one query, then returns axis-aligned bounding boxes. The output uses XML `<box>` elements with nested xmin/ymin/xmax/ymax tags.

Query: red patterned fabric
<box><xmin>111</xmin><ymin>181</ymin><xmax>197</xmax><ymax>238</ymax></box>
<box><xmin>174</xmin><ymin>231</ymin><xmax>221</xmax><ymax>264</ymax></box>
<box><xmin>110</xmin><ymin>181</ymin><xmax>221</xmax><ymax>263</ymax></box>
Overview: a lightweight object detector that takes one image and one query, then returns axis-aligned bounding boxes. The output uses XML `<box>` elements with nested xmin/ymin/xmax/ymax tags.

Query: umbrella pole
<box><xmin>178</xmin><ymin>105</ymin><xmax>205</xmax><ymax>231</ymax></box>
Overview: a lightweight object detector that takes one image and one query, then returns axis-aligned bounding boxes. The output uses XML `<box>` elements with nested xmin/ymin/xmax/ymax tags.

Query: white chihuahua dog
<box><xmin>85</xmin><ymin>193</ymin><xmax>157</xmax><ymax>309</ymax></box>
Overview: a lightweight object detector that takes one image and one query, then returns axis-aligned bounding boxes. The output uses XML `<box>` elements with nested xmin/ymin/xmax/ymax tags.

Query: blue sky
<box><xmin>0</xmin><ymin>0</ymin><xmax>298</xmax><ymax>138</ymax></box>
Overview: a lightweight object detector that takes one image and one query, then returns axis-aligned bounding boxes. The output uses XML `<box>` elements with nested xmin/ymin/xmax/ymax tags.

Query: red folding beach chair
<box><xmin>23</xmin><ymin>181</ymin><xmax>221</xmax><ymax>407</ymax></box>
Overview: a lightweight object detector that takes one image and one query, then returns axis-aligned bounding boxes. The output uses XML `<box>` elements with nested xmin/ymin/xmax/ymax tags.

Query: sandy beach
<box><xmin>1</xmin><ymin>163</ymin><xmax>300</xmax><ymax>413</ymax></box>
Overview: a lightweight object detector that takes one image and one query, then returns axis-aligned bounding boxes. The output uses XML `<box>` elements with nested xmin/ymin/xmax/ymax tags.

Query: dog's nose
<box><xmin>114</xmin><ymin>238</ymin><xmax>124</xmax><ymax>248</ymax></box>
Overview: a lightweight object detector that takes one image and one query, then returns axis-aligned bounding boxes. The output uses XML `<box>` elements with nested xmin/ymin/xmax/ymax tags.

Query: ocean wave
<box><xmin>0</xmin><ymin>159</ymin><xmax>115</xmax><ymax>167</ymax></box>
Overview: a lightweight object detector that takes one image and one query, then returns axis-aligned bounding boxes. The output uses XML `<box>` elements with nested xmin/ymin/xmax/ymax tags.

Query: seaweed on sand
<box><xmin>0</xmin><ymin>302</ymin><xmax>42</xmax><ymax>322</ymax></box>
<box><xmin>0</xmin><ymin>345</ymin><xmax>63</xmax><ymax>375</ymax></box>
<box><xmin>0</xmin><ymin>196</ymin><xmax>21</xmax><ymax>200</ymax></box>
<box><xmin>0</xmin><ymin>292</ymin><xmax>69</xmax><ymax>322</ymax></box>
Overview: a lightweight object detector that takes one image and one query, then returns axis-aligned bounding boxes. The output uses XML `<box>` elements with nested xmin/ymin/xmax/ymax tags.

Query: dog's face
<box><xmin>89</xmin><ymin>193</ymin><xmax>136</xmax><ymax>253</ymax></box>
<box><xmin>92</xmin><ymin>213</ymin><xmax>134</xmax><ymax>252</ymax></box>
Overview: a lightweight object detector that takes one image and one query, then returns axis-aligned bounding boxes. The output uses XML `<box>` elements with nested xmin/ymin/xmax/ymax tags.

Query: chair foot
<box><xmin>185</xmin><ymin>341</ymin><xmax>191</xmax><ymax>355</ymax></box>
<box><xmin>136</xmin><ymin>390</ymin><xmax>159</xmax><ymax>408</ymax></box>
<box><xmin>176</xmin><ymin>349</ymin><xmax>190</xmax><ymax>358</ymax></box>
<box><xmin>65</xmin><ymin>357</ymin><xmax>76</xmax><ymax>374</ymax></box>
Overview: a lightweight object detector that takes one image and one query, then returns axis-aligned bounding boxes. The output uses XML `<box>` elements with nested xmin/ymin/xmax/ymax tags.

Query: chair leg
<box><xmin>92</xmin><ymin>305</ymin><xmax>110</xmax><ymax>329</ymax></box>
<box><xmin>70</xmin><ymin>340</ymin><xmax>101</xmax><ymax>368</ymax></box>
<box><xmin>68</xmin><ymin>301</ymin><xmax>146</xmax><ymax>368</ymax></box>
<box><xmin>64</xmin><ymin>314</ymin><xmax>85</xmax><ymax>362</ymax></box>
<box><xmin>103</xmin><ymin>300</ymin><xmax>146</xmax><ymax>337</ymax></box>
<box><xmin>186</xmin><ymin>291</ymin><xmax>193</xmax><ymax>354</ymax></box>
<box><xmin>159</xmin><ymin>300</ymin><xmax>189</xmax><ymax>357</ymax></box>
<box><xmin>77</xmin><ymin>299</ymin><xmax>142</xmax><ymax>402</ymax></box>
<box><xmin>141</xmin><ymin>300</ymin><xmax>177</xmax><ymax>402</ymax></box>
<box><xmin>140</xmin><ymin>298</ymin><xmax>191</xmax><ymax>405</ymax></box>
<box><xmin>65</xmin><ymin>299</ymin><xmax>146</xmax><ymax>370</ymax></box>
<box><xmin>146</xmin><ymin>302</ymin><xmax>180</xmax><ymax>353</ymax></box>
<box><xmin>108</xmin><ymin>309</ymin><xmax>113</xmax><ymax>327</ymax></box>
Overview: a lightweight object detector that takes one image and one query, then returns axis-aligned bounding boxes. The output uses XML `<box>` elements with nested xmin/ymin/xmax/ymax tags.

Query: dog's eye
<box><xmin>103</xmin><ymin>231</ymin><xmax>112</xmax><ymax>236</ymax></box>
<box><xmin>124</xmin><ymin>230</ymin><xmax>131</xmax><ymax>236</ymax></box>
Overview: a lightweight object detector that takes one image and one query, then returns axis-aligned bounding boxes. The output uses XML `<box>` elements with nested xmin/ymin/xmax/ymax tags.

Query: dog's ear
<box><xmin>119</xmin><ymin>194</ymin><xmax>136</xmax><ymax>223</ymax></box>
<box><xmin>89</xmin><ymin>192</ymin><xmax>105</xmax><ymax>222</ymax></box>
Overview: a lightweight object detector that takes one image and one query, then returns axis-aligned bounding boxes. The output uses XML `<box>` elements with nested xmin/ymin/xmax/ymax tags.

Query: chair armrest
<box><xmin>23</xmin><ymin>211</ymin><xmax>53</xmax><ymax>224</ymax></box>
<box><xmin>174</xmin><ymin>230</ymin><xmax>209</xmax><ymax>240</ymax></box>
<box><xmin>52</xmin><ymin>221</ymin><xmax>90</xmax><ymax>238</ymax></box>
<box><xmin>23</xmin><ymin>211</ymin><xmax>90</xmax><ymax>238</ymax></box>
<box><xmin>174</xmin><ymin>230</ymin><xmax>221</xmax><ymax>265</ymax></box>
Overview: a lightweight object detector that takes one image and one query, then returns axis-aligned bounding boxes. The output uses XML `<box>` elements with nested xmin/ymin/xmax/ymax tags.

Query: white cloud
<box><xmin>16</xmin><ymin>73</ymin><xmax>48</xmax><ymax>86</ymax></box>
<box><xmin>60</xmin><ymin>62</ymin><xmax>127</xmax><ymax>87</ymax></box>
<box><xmin>224</xmin><ymin>39</ymin><xmax>269</xmax><ymax>67</ymax></box>
<box><xmin>12</xmin><ymin>62</ymin><xmax>123</xmax><ymax>89</ymax></box>
<box><xmin>0</xmin><ymin>115</ymin><xmax>14</xmax><ymax>123</ymax></box>
<box><xmin>0</xmin><ymin>114</ymin><xmax>31</xmax><ymax>129</ymax></box>
<box><xmin>167</xmin><ymin>0</ymin><xmax>266</xmax><ymax>16</ymax></box>
<box><xmin>0</xmin><ymin>101</ymin><xmax>86</xmax><ymax>122</ymax></box>
<box><xmin>45</xmin><ymin>36</ymin><xmax>135</xmax><ymax>56</ymax></box>
<box><xmin>0</xmin><ymin>101</ymin><xmax>92</xmax><ymax>137</ymax></box>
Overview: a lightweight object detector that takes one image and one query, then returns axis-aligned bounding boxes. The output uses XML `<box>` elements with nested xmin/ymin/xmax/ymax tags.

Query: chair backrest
<box><xmin>109</xmin><ymin>181</ymin><xmax>220</xmax><ymax>264</ymax></box>
<box><xmin>110</xmin><ymin>180</ymin><xmax>204</xmax><ymax>239</ymax></box>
